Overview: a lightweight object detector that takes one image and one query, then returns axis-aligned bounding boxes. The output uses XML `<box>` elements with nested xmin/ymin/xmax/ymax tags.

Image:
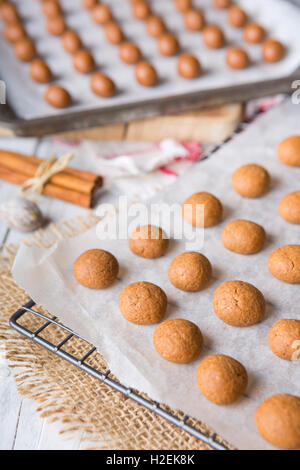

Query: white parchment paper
<box><xmin>0</xmin><ymin>0</ymin><xmax>300</xmax><ymax>119</ymax></box>
<box><xmin>12</xmin><ymin>99</ymin><xmax>300</xmax><ymax>450</ymax></box>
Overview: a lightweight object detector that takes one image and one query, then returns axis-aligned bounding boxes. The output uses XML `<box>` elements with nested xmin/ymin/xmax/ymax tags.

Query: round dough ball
<box><xmin>135</xmin><ymin>61</ymin><xmax>157</xmax><ymax>86</ymax></box>
<box><xmin>279</xmin><ymin>192</ymin><xmax>300</xmax><ymax>224</ymax></box>
<box><xmin>44</xmin><ymin>85</ymin><xmax>71</xmax><ymax>108</ymax></box>
<box><xmin>277</xmin><ymin>136</ymin><xmax>300</xmax><ymax>167</ymax></box>
<box><xmin>203</xmin><ymin>25</ymin><xmax>225</xmax><ymax>49</ymax></box>
<box><xmin>47</xmin><ymin>15</ymin><xmax>66</xmax><ymax>36</ymax></box>
<box><xmin>132</xmin><ymin>0</ymin><xmax>151</xmax><ymax>20</ymax></box>
<box><xmin>146</xmin><ymin>15</ymin><xmax>166</xmax><ymax>38</ymax></box>
<box><xmin>226</xmin><ymin>46</ymin><xmax>249</xmax><ymax>70</ymax></box>
<box><xmin>262</xmin><ymin>39</ymin><xmax>285</xmax><ymax>63</ymax></box>
<box><xmin>213</xmin><ymin>280</ymin><xmax>265</xmax><ymax>327</ymax></box>
<box><xmin>73</xmin><ymin>49</ymin><xmax>95</xmax><ymax>74</ymax></box>
<box><xmin>184</xmin><ymin>9</ymin><xmax>205</xmax><ymax>32</ymax></box>
<box><xmin>30</xmin><ymin>58</ymin><xmax>52</xmax><ymax>83</ymax></box>
<box><xmin>129</xmin><ymin>225</ymin><xmax>169</xmax><ymax>259</ymax></box>
<box><xmin>268</xmin><ymin>245</ymin><xmax>300</xmax><ymax>284</ymax></box>
<box><xmin>154</xmin><ymin>319</ymin><xmax>203</xmax><ymax>363</ymax></box>
<box><xmin>14</xmin><ymin>38</ymin><xmax>36</xmax><ymax>62</ymax></box>
<box><xmin>0</xmin><ymin>3</ymin><xmax>19</xmax><ymax>23</ymax></box>
<box><xmin>119</xmin><ymin>42</ymin><xmax>141</xmax><ymax>64</ymax></box>
<box><xmin>268</xmin><ymin>319</ymin><xmax>300</xmax><ymax>361</ymax></box>
<box><xmin>243</xmin><ymin>23</ymin><xmax>265</xmax><ymax>44</ymax></box>
<box><xmin>232</xmin><ymin>164</ymin><xmax>270</xmax><ymax>198</ymax></box>
<box><xmin>158</xmin><ymin>33</ymin><xmax>179</xmax><ymax>56</ymax></box>
<box><xmin>168</xmin><ymin>252</ymin><xmax>212</xmax><ymax>292</ymax></box>
<box><xmin>177</xmin><ymin>53</ymin><xmax>201</xmax><ymax>79</ymax></box>
<box><xmin>105</xmin><ymin>21</ymin><xmax>124</xmax><ymax>44</ymax></box>
<box><xmin>119</xmin><ymin>281</ymin><xmax>167</xmax><ymax>325</ymax></box>
<box><xmin>197</xmin><ymin>354</ymin><xmax>248</xmax><ymax>405</ymax></box>
<box><xmin>74</xmin><ymin>249</ymin><xmax>119</xmax><ymax>289</ymax></box>
<box><xmin>182</xmin><ymin>192</ymin><xmax>223</xmax><ymax>228</ymax></box>
<box><xmin>222</xmin><ymin>219</ymin><xmax>266</xmax><ymax>255</ymax></box>
<box><xmin>255</xmin><ymin>394</ymin><xmax>300</xmax><ymax>449</ymax></box>
<box><xmin>62</xmin><ymin>30</ymin><xmax>82</xmax><ymax>54</ymax></box>
<box><xmin>228</xmin><ymin>5</ymin><xmax>247</xmax><ymax>28</ymax></box>
<box><xmin>90</xmin><ymin>73</ymin><xmax>115</xmax><ymax>97</ymax></box>
<box><xmin>92</xmin><ymin>4</ymin><xmax>112</xmax><ymax>25</ymax></box>
<box><xmin>175</xmin><ymin>0</ymin><xmax>192</xmax><ymax>12</ymax></box>
<box><xmin>82</xmin><ymin>0</ymin><xmax>98</xmax><ymax>9</ymax></box>
<box><xmin>4</xmin><ymin>21</ymin><xmax>26</xmax><ymax>43</ymax></box>
<box><xmin>42</xmin><ymin>0</ymin><xmax>61</xmax><ymax>17</ymax></box>
<box><xmin>214</xmin><ymin>0</ymin><xmax>232</xmax><ymax>9</ymax></box>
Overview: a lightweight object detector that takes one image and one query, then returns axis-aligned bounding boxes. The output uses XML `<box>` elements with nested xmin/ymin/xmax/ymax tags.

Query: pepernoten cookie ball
<box><xmin>175</xmin><ymin>0</ymin><xmax>192</xmax><ymax>12</ymax></box>
<box><xmin>132</xmin><ymin>0</ymin><xmax>151</xmax><ymax>20</ymax></box>
<box><xmin>197</xmin><ymin>354</ymin><xmax>248</xmax><ymax>405</ymax></box>
<box><xmin>278</xmin><ymin>136</ymin><xmax>300</xmax><ymax>167</ymax></box>
<box><xmin>184</xmin><ymin>9</ymin><xmax>205</xmax><ymax>32</ymax></box>
<box><xmin>119</xmin><ymin>42</ymin><xmax>141</xmax><ymax>64</ymax></box>
<box><xmin>158</xmin><ymin>33</ymin><xmax>179</xmax><ymax>56</ymax></box>
<box><xmin>279</xmin><ymin>192</ymin><xmax>300</xmax><ymax>224</ymax></box>
<box><xmin>146</xmin><ymin>15</ymin><xmax>166</xmax><ymax>38</ymax></box>
<box><xmin>177</xmin><ymin>54</ymin><xmax>201</xmax><ymax>79</ymax></box>
<box><xmin>227</xmin><ymin>5</ymin><xmax>247</xmax><ymax>28</ymax></box>
<box><xmin>154</xmin><ymin>319</ymin><xmax>203</xmax><ymax>363</ymax></box>
<box><xmin>14</xmin><ymin>38</ymin><xmax>36</xmax><ymax>62</ymax></box>
<box><xmin>90</xmin><ymin>73</ymin><xmax>115</xmax><ymax>97</ymax></box>
<box><xmin>255</xmin><ymin>394</ymin><xmax>300</xmax><ymax>449</ymax></box>
<box><xmin>73</xmin><ymin>50</ymin><xmax>95</xmax><ymax>74</ymax></box>
<box><xmin>222</xmin><ymin>219</ymin><xmax>266</xmax><ymax>255</ymax></box>
<box><xmin>168</xmin><ymin>252</ymin><xmax>212</xmax><ymax>292</ymax></box>
<box><xmin>62</xmin><ymin>30</ymin><xmax>82</xmax><ymax>54</ymax></box>
<box><xmin>214</xmin><ymin>0</ymin><xmax>232</xmax><ymax>8</ymax></box>
<box><xmin>129</xmin><ymin>225</ymin><xmax>169</xmax><ymax>259</ymax></box>
<box><xmin>232</xmin><ymin>164</ymin><xmax>270</xmax><ymax>198</ymax></box>
<box><xmin>262</xmin><ymin>39</ymin><xmax>285</xmax><ymax>63</ymax></box>
<box><xmin>92</xmin><ymin>4</ymin><xmax>112</xmax><ymax>25</ymax></box>
<box><xmin>74</xmin><ymin>249</ymin><xmax>119</xmax><ymax>289</ymax></box>
<box><xmin>226</xmin><ymin>46</ymin><xmax>249</xmax><ymax>70</ymax></box>
<box><xmin>213</xmin><ymin>280</ymin><xmax>265</xmax><ymax>327</ymax></box>
<box><xmin>4</xmin><ymin>21</ymin><xmax>26</xmax><ymax>43</ymax></box>
<box><xmin>202</xmin><ymin>25</ymin><xmax>225</xmax><ymax>49</ymax></box>
<box><xmin>30</xmin><ymin>58</ymin><xmax>52</xmax><ymax>83</ymax></box>
<box><xmin>119</xmin><ymin>281</ymin><xmax>167</xmax><ymax>325</ymax></box>
<box><xmin>105</xmin><ymin>21</ymin><xmax>124</xmax><ymax>44</ymax></box>
<box><xmin>44</xmin><ymin>85</ymin><xmax>71</xmax><ymax>108</ymax></box>
<box><xmin>135</xmin><ymin>61</ymin><xmax>157</xmax><ymax>86</ymax></box>
<box><xmin>268</xmin><ymin>319</ymin><xmax>300</xmax><ymax>361</ymax></box>
<box><xmin>244</xmin><ymin>23</ymin><xmax>265</xmax><ymax>44</ymax></box>
<box><xmin>268</xmin><ymin>245</ymin><xmax>300</xmax><ymax>284</ymax></box>
<box><xmin>182</xmin><ymin>192</ymin><xmax>223</xmax><ymax>227</ymax></box>
<box><xmin>47</xmin><ymin>15</ymin><xmax>66</xmax><ymax>36</ymax></box>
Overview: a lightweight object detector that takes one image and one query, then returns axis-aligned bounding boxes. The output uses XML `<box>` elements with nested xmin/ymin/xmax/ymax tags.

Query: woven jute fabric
<box><xmin>0</xmin><ymin>215</ymin><xmax>233</xmax><ymax>450</ymax></box>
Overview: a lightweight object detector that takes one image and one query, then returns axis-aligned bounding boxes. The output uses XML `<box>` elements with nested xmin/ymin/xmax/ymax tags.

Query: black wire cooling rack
<box><xmin>9</xmin><ymin>300</ymin><xmax>231</xmax><ymax>451</ymax></box>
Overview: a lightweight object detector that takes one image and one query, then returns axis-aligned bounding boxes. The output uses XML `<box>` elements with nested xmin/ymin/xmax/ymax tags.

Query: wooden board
<box><xmin>47</xmin><ymin>103</ymin><xmax>243</xmax><ymax>145</ymax></box>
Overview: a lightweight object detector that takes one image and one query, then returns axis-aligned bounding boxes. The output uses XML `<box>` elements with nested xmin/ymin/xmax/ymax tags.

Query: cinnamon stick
<box><xmin>0</xmin><ymin>150</ymin><xmax>103</xmax><ymax>194</ymax></box>
<box><xmin>0</xmin><ymin>166</ymin><xmax>92</xmax><ymax>208</ymax></box>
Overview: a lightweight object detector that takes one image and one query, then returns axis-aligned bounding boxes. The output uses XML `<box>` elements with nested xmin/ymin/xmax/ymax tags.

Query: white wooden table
<box><xmin>0</xmin><ymin>136</ymin><xmax>99</xmax><ymax>450</ymax></box>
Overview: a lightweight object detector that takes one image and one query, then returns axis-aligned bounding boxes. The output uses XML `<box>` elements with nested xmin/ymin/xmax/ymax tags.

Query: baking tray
<box><xmin>0</xmin><ymin>0</ymin><xmax>300</xmax><ymax>137</ymax></box>
<box><xmin>9</xmin><ymin>300</ymin><xmax>231</xmax><ymax>451</ymax></box>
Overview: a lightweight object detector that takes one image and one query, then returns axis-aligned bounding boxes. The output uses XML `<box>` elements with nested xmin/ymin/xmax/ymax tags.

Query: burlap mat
<box><xmin>0</xmin><ymin>215</ymin><xmax>233</xmax><ymax>450</ymax></box>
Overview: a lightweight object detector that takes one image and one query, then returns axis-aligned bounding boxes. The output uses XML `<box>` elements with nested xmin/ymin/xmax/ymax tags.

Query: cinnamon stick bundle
<box><xmin>0</xmin><ymin>150</ymin><xmax>103</xmax><ymax>208</ymax></box>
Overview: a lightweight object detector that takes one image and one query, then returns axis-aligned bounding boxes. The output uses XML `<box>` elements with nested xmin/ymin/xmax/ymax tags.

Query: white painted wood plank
<box><xmin>0</xmin><ymin>362</ymin><xmax>22</xmax><ymax>450</ymax></box>
<box><xmin>13</xmin><ymin>399</ymin><xmax>44</xmax><ymax>450</ymax></box>
<box><xmin>37</xmin><ymin>422</ymin><xmax>84</xmax><ymax>450</ymax></box>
